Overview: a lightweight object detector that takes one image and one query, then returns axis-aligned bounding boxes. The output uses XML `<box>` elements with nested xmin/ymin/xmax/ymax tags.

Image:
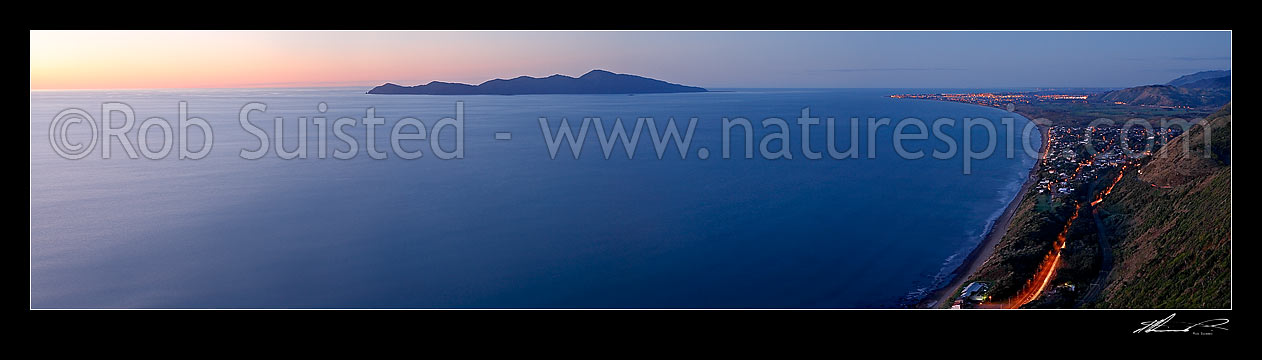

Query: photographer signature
<box><xmin>1134</xmin><ymin>313</ymin><xmax>1229</xmax><ymax>334</ymax></box>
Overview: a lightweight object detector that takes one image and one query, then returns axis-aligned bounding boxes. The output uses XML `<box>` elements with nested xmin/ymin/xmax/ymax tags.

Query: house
<box><xmin>959</xmin><ymin>282</ymin><xmax>990</xmax><ymax>303</ymax></box>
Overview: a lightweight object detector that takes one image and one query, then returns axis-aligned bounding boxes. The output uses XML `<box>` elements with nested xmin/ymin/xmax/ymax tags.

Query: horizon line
<box><xmin>30</xmin><ymin>84</ymin><xmax>1132</xmax><ymax>92</ymax></box>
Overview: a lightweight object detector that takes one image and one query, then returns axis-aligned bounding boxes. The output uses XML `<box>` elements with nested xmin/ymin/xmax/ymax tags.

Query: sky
<box><xmin>29</xmin><ymin>31</ymin><xmax>1231</xmax><ymax>90</ymax></box>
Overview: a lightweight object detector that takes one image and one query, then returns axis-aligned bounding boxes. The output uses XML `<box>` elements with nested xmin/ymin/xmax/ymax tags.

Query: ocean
<box><xmin>29</xmin><ymin>87</ymin><xmax>1038</xmax><ymax>308</ymax></box>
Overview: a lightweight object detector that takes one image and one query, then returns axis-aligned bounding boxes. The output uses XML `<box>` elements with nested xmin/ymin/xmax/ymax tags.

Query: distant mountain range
<box><xmin>1180</xmin><ymin>75</ymin><xmax>1230</xmax><ymax>89</ymax></box>
<box><xmin>1090</xmin><ymin>70</ymin><xmax>1230</xmax><ymax>109</ymax></box>
<box><xmin>1166</xmin><ymin>70</ymin><xmax>1230</xmax><ymax>87</ymax></box>
<box><xmin>367</xmin><ymin>70</ymin><xmax>707</xmax><ymax>95</ymax></box>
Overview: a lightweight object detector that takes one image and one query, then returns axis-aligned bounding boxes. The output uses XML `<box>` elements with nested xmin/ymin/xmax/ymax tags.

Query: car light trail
<box><xmin>1091</xmin><ymin>167</ymin><xmax>1126</xmax><ymax>206</ymax></box>
<box><xmin>1006</xmin><ymin>203</ymin><xmax>1081</xmax><ymax>308</ymax></box>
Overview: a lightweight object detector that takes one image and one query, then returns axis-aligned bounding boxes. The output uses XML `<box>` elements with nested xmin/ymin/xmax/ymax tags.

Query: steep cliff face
<box><xmin>1094</xmin><ymin>104</ymin><xmax>1231</xmax><ymax>308</ymax></box>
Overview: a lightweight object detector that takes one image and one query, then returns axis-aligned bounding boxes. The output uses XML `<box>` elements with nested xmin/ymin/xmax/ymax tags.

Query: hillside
<box><xmin>1091</xmin><ymin>85</ymin><xmax>1229</xmax><ymax>109</ymax></box>
<box><xmin>1092</xmin><ymin>104</ymin><xmax>1231</xmax><ymax>308</ymax></box>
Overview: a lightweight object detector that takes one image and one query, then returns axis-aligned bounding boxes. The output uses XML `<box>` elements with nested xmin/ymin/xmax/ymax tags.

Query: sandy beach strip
<box><xmin>918</xmin><ymin>124</ymin><xmax>1049</xmax><ymax>309</ymax></box>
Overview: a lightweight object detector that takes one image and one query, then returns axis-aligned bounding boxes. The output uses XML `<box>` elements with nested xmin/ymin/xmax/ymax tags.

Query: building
<box><xmin>959</xmin><ymin>282</ymin><xmax>990</xmax><ymax>303</ymax></box>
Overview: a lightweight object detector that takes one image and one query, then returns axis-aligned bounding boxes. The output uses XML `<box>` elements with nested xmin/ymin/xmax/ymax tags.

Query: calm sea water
<box><xmin>30</xmin><ymin>88</ymin><xmax>1037</xmax><ymax>308</ymax></box>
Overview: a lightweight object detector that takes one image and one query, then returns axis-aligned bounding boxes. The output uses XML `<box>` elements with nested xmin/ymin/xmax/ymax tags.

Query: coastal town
<box><xmin>1035</xmin><ymin>125</ymin><xmax>1182</xmax><ymax>200</ymax></box>
<box><xmin>900</xmin><ymin>90</ymin><xmax>1198</xmax><ymax>309</ymax></box>
<box><xmin>890</xmin><ymin>91</ymin><xmax>1089</xmax><ymax>108</ymax></box>
<box><xmin>890</xmin><ymin>90</ymin><xmax>1198</xmax><ymax>110</ymax></box>
<box><xmin>895</xmin><ymin>90</ymin><xmax>1187</xmax><ymax>205</ymax></box>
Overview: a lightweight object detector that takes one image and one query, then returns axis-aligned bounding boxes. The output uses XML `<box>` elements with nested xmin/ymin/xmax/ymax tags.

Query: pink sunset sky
<box><xmin>30</xmin><ymin>31</ymin><xmax>647</xmax><ymax>90</ymax></box>
<box><xmin>30</xmin><ymin>30</ymin><xmax>1230</xmax><ymax>90</ymax></box>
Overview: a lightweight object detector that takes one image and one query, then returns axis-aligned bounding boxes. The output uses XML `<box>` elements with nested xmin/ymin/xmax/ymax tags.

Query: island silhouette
<box><xmin>367</xmin><ymin>69</ymin><xmax>707</xmax><ymax>95</ymax></box>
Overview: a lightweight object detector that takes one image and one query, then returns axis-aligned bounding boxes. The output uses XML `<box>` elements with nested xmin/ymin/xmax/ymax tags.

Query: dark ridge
<box><xmin>1166</xmin><ymin>70</ymin><xmax>1230</xmax><ymax>87</ymax></box>
<box><xmin>366</xmin><ymin>70</ymin><xmax>707</xmax><ymax>95</ymax></box>
<box><xmin>1179</xmin><ymin>76</ymin><xmax>1230</xmax><ymax>90</ymax></box>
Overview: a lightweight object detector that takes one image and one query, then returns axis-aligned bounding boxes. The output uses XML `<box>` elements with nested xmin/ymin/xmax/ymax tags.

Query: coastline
<box><xmin>917</xmin><ymin>123</ymin><xmax>1049</xmax><ymax>309</ymax></box>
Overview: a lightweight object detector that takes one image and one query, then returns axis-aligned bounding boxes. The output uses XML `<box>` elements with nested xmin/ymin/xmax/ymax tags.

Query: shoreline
<box><xmin>917</xmin><ymin>123</ymin><xmax>1049</xmax><ymax>309</ymax></box>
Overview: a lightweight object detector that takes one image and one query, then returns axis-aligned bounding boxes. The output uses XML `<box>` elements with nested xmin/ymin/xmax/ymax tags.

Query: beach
<box><xmin>918</xmin><ymin>124</ymin><xmax>1049</xmax><ymax>309</ymax></box>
